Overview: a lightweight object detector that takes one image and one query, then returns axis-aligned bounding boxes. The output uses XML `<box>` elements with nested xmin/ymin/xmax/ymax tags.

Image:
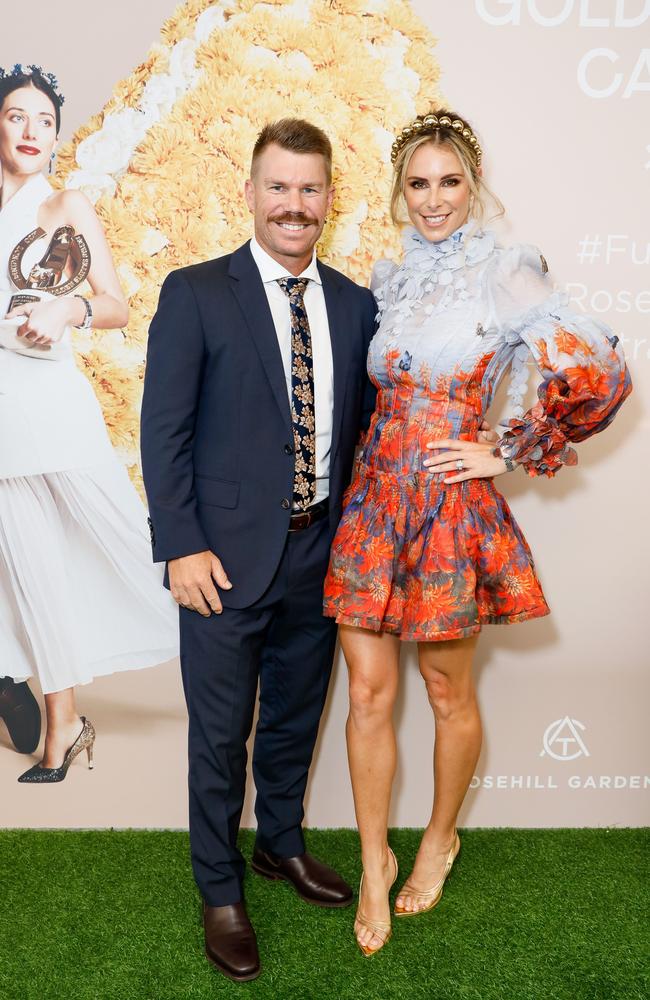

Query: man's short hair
<box><xmin>251</xmin><ymin>118</ymin><xmax>333</xmax><ymax>184</ymax></box>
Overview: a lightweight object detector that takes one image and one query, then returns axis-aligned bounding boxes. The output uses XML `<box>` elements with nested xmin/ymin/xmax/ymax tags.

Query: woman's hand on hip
<box><xmin>423</xmin><ymin>438</ymin><xmax>508</xmax><ymax>483</ymax></box>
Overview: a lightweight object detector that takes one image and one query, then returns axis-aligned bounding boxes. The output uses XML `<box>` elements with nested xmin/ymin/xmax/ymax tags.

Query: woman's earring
<box><xmin>49</xmin><ymin>152</ymin><xmax>55</xmax><ymax>175</ymax></box>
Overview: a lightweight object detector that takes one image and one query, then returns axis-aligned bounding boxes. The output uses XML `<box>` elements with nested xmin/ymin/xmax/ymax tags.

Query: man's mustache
<box><xmin>269</xmin><ymin>213</ymin><xmax>317</xmax><ymax>225</ymax></box>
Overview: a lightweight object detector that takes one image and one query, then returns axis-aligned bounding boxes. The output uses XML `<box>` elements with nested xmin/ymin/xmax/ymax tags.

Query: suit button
<box><xmin>284</xmin><ymin>444</ymin><xmax>294</xmax><ymax>455</ymax></box>
<box><xmin>281</xmin><ymin>498</ymin><xmax>291</xmax><ymax>510</ymax></box>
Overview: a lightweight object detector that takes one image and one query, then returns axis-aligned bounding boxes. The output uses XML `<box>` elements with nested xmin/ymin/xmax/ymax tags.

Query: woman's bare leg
<box><xmin>341</xmin><ymin>624</ymin><xmax>401</xmax><ymax>952</ymax></box>
<box><xmin>395</xmin><ymin>634</ymin><xmax>481</xmax><ymax>913</ymax></box>
<box><xmin>41</xmin><ymin>688</ymin><xmax>83</xmax><ymax>768</ymax></box>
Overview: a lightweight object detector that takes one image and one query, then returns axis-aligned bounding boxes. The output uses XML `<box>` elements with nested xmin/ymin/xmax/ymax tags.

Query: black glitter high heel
<box><xmin>17</xmin><ymin>717</ymin><xmax>95</xmax><ymax>783</ymax></box>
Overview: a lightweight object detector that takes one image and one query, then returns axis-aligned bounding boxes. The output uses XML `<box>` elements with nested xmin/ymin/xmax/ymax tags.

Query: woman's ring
<box><xmin>456</xmin><ymin>459</ymin><xmax>464</xmax><ymax>471</ymax></box>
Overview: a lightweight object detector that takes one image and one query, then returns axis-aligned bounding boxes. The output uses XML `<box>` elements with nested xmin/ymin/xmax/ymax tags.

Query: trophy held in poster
<box><xmin>0</xmin><ymin>225</ymin><xmax>91</xmax><ymax>360</ymax></box>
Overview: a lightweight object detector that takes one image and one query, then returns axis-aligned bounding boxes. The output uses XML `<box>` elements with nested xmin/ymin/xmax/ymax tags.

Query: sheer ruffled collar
<box><xmin>401</xmin><ymin>222</ymin><xmax>495</xmax><ymax>277</ymax></box>
<box><xmin>373</xmin><ymin>222</ymin><xmax>498</xmax><ymax>322</ymax></box>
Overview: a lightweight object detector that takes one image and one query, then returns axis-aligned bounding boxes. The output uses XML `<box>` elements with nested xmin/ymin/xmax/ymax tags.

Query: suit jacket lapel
<box><xmin>319</xmin><ymin>261</ymin><xmax>348</xmax><ymax>466</ymax></box>
<box><xmin>228</xmin><ymin>243</ymin><xmax>292</xmax><ymax>433</ymax></box>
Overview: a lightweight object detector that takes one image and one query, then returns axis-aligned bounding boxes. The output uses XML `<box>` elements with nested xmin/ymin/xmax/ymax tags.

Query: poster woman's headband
<box><xmin>0</xmin><ymin>64</ymin><xmax>65</xmax><ymax>106</ymax></box>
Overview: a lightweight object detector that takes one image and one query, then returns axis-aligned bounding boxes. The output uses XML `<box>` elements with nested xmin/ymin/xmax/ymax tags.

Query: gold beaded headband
<box><xmin>390</xmin><ymin>113</ymin><xmax>482</xmax><ymax>168</ymax></box>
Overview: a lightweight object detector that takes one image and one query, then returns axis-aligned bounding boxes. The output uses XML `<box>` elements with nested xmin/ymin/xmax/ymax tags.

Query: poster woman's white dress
<box><xmin>0</xmin><ymin>173</ymin><xmax>178</xmax><ymax>694</ymax></box>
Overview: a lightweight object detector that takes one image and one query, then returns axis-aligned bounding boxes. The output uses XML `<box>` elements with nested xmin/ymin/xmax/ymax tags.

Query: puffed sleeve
<box><xmin>488</xmin><ymin>245</ymin><xmax>632</xmax><ymax>477</ymax></box>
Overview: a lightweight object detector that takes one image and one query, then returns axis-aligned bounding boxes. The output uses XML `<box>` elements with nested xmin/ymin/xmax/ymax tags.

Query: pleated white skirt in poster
<box><xmin>0</xmin><ymin>464</ymin><xmax>179</xmax><ymax>694</ymax></box>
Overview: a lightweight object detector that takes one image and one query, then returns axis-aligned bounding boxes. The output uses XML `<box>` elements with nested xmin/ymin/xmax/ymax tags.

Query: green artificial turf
<box><xmin>0</xmin><ymin>828</ymin><xmax>647</xmax><ymax>1000</ymax></box>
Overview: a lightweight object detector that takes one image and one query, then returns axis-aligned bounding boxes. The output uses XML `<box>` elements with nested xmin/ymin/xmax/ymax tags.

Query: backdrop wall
<box><xmin>1</xmin><ymin>0</ymin><xmax>648</xmax><ymax>829</ymax></box>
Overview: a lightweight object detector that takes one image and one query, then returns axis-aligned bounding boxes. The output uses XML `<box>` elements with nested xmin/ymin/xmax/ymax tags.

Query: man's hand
<box><xmin>477</xmin><ymin>418</ymin><xmax>498</xmax><ymax>444</ymax></box>
<box><xmin>168</xmin><ymin>550</ymin><xmax>232</xmax><ymax>617</ymax></box>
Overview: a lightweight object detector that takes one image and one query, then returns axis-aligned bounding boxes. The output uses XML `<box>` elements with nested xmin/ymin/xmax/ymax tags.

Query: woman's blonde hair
<box><xmin>390</xmin><ymin>110</ymin><xmax>504</xmax><ymax>229</ymax></box>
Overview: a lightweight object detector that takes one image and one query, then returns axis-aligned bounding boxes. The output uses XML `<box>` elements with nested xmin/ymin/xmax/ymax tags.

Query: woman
<box><xmin>0</xmin><ymin>65</ymin><xmax>178</xmax><ymax>783</ymax></box>
<box><xmin>323</xmin><ymin>110</ymin><xmax>631</xmax><ymax>955</ymax></box>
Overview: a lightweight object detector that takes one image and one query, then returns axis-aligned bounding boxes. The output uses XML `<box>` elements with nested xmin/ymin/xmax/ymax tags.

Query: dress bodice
<box><xmin>364</xmin><ymin>223</ymin><xmax>631</xmax><ymax>478</ymax></box>
<box><xmin>0</xmin><ymin>173</ymin><xmax>75</xmax><ymax>360</ymax></box>
<box><xmin>0</xmin><ymin>173</ymin><xmax>57</xmax><ymax>291</ymax></box>
<box><xmin>0</xmin><ymin>173</ymin><xmax>118</xmax><ymax>478</ymax></box>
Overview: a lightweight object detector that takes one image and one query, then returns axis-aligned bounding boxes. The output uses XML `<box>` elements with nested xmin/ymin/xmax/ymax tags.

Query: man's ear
<box><xmin>244</xmin><ymin>177</ymin><xmax>255</xmax><ymax>214</ymax></box>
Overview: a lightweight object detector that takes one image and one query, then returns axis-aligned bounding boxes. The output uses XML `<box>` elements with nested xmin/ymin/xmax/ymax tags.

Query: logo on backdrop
<box><xmin>540</xmin><ymin>717</ymin><xmax>590</xmax><ymax>761</ymax></box>
<box><xmin>469</xmin><ymin>714</ymin><xmax>649</xmax><ymax>792</ymax></box>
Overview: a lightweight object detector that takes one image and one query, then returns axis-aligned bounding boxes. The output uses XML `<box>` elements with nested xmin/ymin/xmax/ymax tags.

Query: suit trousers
<box><xmin>179</xmin><ymin>516</ymin><xmax>337</xmax><ymax>906</ymax></box>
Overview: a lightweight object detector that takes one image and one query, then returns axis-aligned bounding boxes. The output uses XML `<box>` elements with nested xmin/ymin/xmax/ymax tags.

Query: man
<box><xmin>140</xmin><ymin>119</ymin><xmax>376</xmax><ymax>982</ymax></box>
<box><xmin>0</xmin><ymin>678</ymin><xmax>41</xmax><ymax>755</ymax></box>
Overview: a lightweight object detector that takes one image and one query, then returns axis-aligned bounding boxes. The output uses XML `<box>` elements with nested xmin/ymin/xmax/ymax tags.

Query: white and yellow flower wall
<box><xmin>52</xmin><ymin>0</ymin><xmax>443</xmax><ymax>491</ymax></box>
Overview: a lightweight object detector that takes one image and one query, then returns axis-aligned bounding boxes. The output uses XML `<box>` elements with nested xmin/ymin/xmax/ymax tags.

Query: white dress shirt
<box><xmin>250</xmin><ymin>237</ymin><xmax>334</xmax><ymax>504</ymax></box>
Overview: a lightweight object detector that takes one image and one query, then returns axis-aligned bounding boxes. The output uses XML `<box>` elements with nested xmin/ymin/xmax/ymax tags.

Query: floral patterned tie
<box><xmin>277</xmin><ymin>276</ymin><xmax>316</xmax><ymax>510</ymax></box>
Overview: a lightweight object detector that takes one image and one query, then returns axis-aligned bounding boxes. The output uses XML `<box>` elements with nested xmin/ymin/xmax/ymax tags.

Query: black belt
<box><xmin>288</xmin><ymin>497</ymin><xmax>329</xmax><ymax>532</ymax></box>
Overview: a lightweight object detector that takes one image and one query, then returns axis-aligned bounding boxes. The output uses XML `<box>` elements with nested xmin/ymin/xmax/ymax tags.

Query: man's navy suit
<box><xmin>141</xmin><ymin>241</ymin><xmax>376</xmax><ymax>905</ymax></box>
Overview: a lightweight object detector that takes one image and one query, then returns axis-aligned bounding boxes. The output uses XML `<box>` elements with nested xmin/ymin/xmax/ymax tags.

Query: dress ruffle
<box><xmin>487</xmin><ymin>252</ymin><xmax>632</xmax><ymax>477</ymax></box>
<box><xmin>323</xmin><ymin>466</ymin><xmax>549</xmax><ymax>642</ymax></box>
<box><xmin>497</xmin><ymin>308</ymin><xmax>631</xmax><ymax>477</ymax></box>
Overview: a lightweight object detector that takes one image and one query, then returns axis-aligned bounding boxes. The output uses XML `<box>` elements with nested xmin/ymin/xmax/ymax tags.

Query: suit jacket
<box><xmin>140</xmin><ymin>240</ymin><xmax>377</xmax><ymax>609</ymax></box>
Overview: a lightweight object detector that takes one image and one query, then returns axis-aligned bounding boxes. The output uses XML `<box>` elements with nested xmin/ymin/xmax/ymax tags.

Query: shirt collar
<box><xmin>250</xmin><ymin>236</ymin><xmax>322</xmax><ymax>285</ymax></box>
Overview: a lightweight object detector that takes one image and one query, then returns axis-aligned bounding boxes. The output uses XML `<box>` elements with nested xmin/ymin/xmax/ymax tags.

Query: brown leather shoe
<box><xmin>203</xmin><ymin>902</ymin><xmax>260</xmax><ymax>982</ymax></box>
<box><xmin>251</xmin><ymin>847</ymin><xmax>353</xmax><ymax>908</ymax></box>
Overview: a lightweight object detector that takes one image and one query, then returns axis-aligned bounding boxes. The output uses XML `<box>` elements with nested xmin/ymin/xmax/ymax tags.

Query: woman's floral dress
<box><xmin>322</xmin><ymin>224</ymin><xmax>631</xmax><ymax>642</ymax></box>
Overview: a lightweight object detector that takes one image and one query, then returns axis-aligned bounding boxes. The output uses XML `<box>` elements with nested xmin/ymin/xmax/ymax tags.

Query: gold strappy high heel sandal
<box><xmin>394</xmin><ymin>831</ymin><xmax>460</xmax><ymax>917</ymax></box>
<box><xmin>354</xmin><ymin>846</ymin><xmax>398</xmax><ymax>957</ymax></box>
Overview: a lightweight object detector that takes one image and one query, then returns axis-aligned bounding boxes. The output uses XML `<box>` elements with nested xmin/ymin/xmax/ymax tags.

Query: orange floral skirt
<box><xmin>323</xmin><ymin>465</ymin><xmax>549</xmax><ymax>642</ymax></box>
